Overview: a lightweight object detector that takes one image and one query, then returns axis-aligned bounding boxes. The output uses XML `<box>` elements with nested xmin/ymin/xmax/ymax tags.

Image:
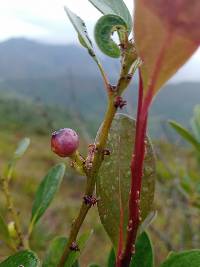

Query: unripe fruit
<box><xmin>51</xmin><ymin>128</ymin><xmax>79</xmax><ymax>157</ymax></box>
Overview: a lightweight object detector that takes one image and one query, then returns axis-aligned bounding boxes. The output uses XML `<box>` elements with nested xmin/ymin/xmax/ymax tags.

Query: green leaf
<box><xmin>106</xmin><ymin>232</ymin><xmax>153</xmax><ymax>267</ymax></box>
<box><xmin>134</xmin><ymin>0</ymin><xmax>200</xmax><ymax>96</ymax></box>
<box><xmin>191</xmin><ymin>105</ymin><xmax>200</xmax><ymax>142</ymax></box>
<box><xmin>97</xmin><ymin>113</ymin><xmax>156</xmax><ymax>250</ymax></box>
<box><xmin>169</xmin><ymin>120</ymin><xmax>200</xmax><ymax>151</ymax></box>
<box><xmin>160</xmin><ymin>250</ymin><xmax>200</xmax><ymax>267</ymax></box>
<box><xmin>0</xmin><ymin>250</ymin><xmax>40</xmax><ymax>267</ymax></box>
<box><xmin>43</xmin><ymin>232</ymin><xmax>90</xmax><ymax>267</ymax></box>
<box><xmin>6</xmin><ymin>138</ymin><xmax>30</xmax><ymax>180</ymax></box>
<box><xmin>95</xmin><ymin>14</ymin><xmax>128</xmax><ymax>58</ymax></box>
<box><xmin>88</xmin><ymin>265</ymin><xmax>100</xmax><ymax>267</ymax></box>
<box><xmin>43</xmin><ymin>236</ymin><xmax>68</xmax><ymax>267</ymax></box>
<box><xmin>0</xmin><ymin>214</ymin><xmax>12</xmax><ymax>246</ymax></box>
<box><xmin>64</xmin><ymin>7</ymin><xmax>97</xmax><ymax>60</ymax></box>
<box><xmin>130</xmin><ymin>232</ymin><xmax>154</xmax><ymax>267</ymax></box>
<box><xmin>43</xmin><ymin>236</ymin><xmax>80</xmax><ymax>267</ymax></box>
<box><xmin>14</xmin><ymin>138</ymin><xmax>30</xmax><ymax>159</ymax></box>
<box><xmin>30</xmin><ymin>163</ymin><xmax>65</xmax><ymax>231</ymax></box>
<box><xmin>89</xmin><ymin>0</ymin><xmax>132</xmax><ymax>32</ymax></box>
<box><xmin>72</xmin><ymin>262</ymin><xmax>80</xmax><ymax>267</ymax></box>
<box><xmin>107</xmin><ymin>248</ymin><xmax>115</xmax><ymax>267</ymax></box>
<box><xmin>65</xmin><ymin>231</ymin><xmax>92</xmax><ymax>267</ymax></box>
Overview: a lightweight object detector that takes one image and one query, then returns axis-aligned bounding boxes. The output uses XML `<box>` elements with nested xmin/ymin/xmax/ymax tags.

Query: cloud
<box><xmin>0</xmin><ymin>0</ymin><xmax>133</xmax><ymax>42</ymax></box>
<box><xmin>0</xmin><ymin>15</ymin><xmax>49</xmax><ymax>40</ymax></box>
<box><xmin>0</xmin><ymin>0</ymin><xmax>102</xmax><ymax>43</ymax></box>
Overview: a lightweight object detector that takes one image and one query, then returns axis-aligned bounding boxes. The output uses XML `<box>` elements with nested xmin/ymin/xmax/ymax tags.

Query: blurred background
<box><xmin>0</xmin><ymin>0</ymin><xmax>200</xmax><ymax>266</ymax></box>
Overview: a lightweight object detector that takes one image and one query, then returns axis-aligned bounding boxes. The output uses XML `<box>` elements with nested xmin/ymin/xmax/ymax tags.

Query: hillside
<box><xmin>0</xmin><ymin>38</ymin><xmax>119</xmax><ymax>80</ymax></box>
<box><xmin>0</xmin><ymin>38</ymin><xmax>199</xmax><ymax>139</ymax></box>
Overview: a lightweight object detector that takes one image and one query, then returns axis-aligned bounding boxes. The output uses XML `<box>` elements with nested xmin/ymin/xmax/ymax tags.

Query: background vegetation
<box><xmin>0</xmin><ymin>38</ymin><xmax>199</xmax><ymax>266</ymax></box>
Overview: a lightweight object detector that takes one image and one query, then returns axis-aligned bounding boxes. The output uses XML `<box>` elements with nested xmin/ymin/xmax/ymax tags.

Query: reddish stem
<box><xmin>118</xmin><ymin>30</ymin><xmax>170</xmax><ymax>266</ymax></box>
<box><xmin>118</xmin><ymin>71</ymin><xmax>150</xmax><ymax>267</ymax></box>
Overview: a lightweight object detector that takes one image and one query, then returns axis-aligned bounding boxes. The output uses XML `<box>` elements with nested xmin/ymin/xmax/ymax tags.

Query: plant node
<box><xmin>109</xmin><ymin>84</ymin><xmax>117</xmax><ymax>92</ymax></box>
<box><xmin>83</xmin><ymin>195</ymin><xmax>98</xmax><ymax>206</ymax></box>
<box><xmin>69</xmin><ymin>241</ymin><xmax>80</xmax><ymax>252</ymax></box>
<box><xmin>103</xmin><ymin>149</ymin><xmax>111</xmax><ymax>156</ymax></box>
<box><xmin>85</xmin><ymin>144</ymin><xmax>98</xmax><ymax>170</ymax></box>
<box><xmin>114</xmin><ymin>96</ymin><xmax>127</xmax><ymax>109</ymax></box>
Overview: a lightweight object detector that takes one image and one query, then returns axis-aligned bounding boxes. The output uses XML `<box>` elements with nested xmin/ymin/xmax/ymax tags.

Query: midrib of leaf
<box><xmin>117</xmin><ymin>134</ymin><xmax>124</xmax><ymax>259</ymax></box>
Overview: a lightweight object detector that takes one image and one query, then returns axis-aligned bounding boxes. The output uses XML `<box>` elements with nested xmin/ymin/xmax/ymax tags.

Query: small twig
<box><xmin>96</xmin><ymin>60</ymin><xmax>112</xmax><ymax>94</ymax></box>
<box><xmin>1</xmin><ymin>177</ymin><xmax>26</xmax><ymax>249</ymax></box>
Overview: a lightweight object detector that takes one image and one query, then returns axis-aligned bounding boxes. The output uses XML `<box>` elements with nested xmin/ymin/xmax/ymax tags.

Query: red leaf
<box><xmin>145</xmin><ymin>0</ymin><xmax>200</xmax><ymax>44</ymax></box>
<box><xmin>134</xmin><ymin>0</ymin><xmax>200</xmax><ymax>96</ymax></box>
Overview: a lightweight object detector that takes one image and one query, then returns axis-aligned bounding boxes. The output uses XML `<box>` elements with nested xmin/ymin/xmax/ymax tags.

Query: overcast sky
<box><xmin>0</xmin><ymin>0</ymin><xmax>199</xmax><ymax>83</ymax></box>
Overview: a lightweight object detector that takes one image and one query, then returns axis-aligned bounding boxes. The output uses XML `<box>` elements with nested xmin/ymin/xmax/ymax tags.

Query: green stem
<box><xmin>57</xmin><ymin>43</ymin><xmax>138</xmax><ymax>267</ymax></box>
<box><xmin>57</xmin><ymin>96</ymin><xmax>117</xmax><ymax>267</ymax></box>
<box><xmin>1</xmin><ymin>177</ymin><xmax>26</xmax><ymax>250</ymax></box>
<box><xmin>96</xmin><ymin>61</ymin><xmax>111</xmax><ymax>93</ymax></box>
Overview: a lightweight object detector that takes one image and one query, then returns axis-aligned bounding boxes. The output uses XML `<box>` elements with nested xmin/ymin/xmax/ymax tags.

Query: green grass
<box><xmin>0</xmin><ymin>131</ymin><xmax>110</xmax><ymax>266</ymax></box>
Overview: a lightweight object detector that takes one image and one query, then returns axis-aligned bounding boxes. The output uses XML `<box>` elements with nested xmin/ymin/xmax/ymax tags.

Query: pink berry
<box><xmin>51</xmin><ymin>128</ymin><xmax>79</xmax><ymax>157</ymax></box>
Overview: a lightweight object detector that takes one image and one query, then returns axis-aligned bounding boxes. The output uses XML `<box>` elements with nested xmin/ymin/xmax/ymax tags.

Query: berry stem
<box><xmin>57</xmin><ymin>96</ymin><xmax>117</xmax><ymax>267</ymax></box>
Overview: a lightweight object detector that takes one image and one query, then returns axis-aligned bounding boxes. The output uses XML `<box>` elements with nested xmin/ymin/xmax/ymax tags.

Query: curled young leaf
<box><xmin>0</xmin><ymin>250</ymin><xmax>40</xmax><ymax>267</ymax></box>
<box><xmin>89</xmin><ymin>0</ymin><xmax>132</xmax><ymax>32</ymax></box>
<box><xmin>134</xmin><ymin>0</ymin><xmax>200</xmax><ymax>96</ymax></box>
<box><xmin>95</xmin><ymin>14</ymin><xmax>128</xmax><ymax>58</ymax></box>
<box><xmin>96</xmin><ymin>114</ymin><xmax>155</xmax><ymax>249</ymax></box>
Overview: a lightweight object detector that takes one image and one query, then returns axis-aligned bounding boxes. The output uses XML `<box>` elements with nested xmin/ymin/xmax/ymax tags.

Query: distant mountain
<box><xmin>0</xmin><ymin>38</ymin><xmax>119</xmax><ymax>80</ymax></box>
<box><xmin>0</xmin><ymin>38</ymin><xmax>199</xmax><ymax>139</ymax></box>
<box><xmin>150</xmin><ymin>82</ymin><xmax>200</xmax><ymax>138</ymax></box>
